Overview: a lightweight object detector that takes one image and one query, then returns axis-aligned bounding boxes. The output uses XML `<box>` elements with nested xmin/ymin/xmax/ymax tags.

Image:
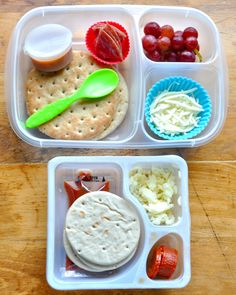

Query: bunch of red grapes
<box><xmin>142</xmin><ymin>22</ymin><xmax>202</xmax><ymax>62</ymax></box>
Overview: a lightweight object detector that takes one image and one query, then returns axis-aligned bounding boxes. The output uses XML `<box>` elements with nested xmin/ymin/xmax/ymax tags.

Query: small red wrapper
<box><xmin>85</xmin><ymin>21</ymin><xmax>130</xmax><ymax>65</ymax></box>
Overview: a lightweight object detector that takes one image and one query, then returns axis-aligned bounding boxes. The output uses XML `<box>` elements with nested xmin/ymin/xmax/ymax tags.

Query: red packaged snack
<box><xmin>64</xmin><ymin>171</ymin><xmax>110</xmax><ymax>207</ymax></box>
<box><xmin>86</xmin><ymin>21</ymin><xmax>130</xmax><ymax>65</ymax></box>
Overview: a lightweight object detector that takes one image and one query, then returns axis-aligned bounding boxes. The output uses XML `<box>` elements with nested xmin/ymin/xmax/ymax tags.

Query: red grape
<box><xmin>171</xmin><ymin>36</ymin><xmax>184</xmax><ymax>51</ymax></box>
<box><xmin>160</xmin><ymin>25</ymin><xmax>174</xmax><ymax>39</ymax></box>
<box><xmin>157</xmin><ymin>36</ymin><xmax>171</xmax><ymax>52</ymax></box>
<box><xmin>165</xmin><ymin>52</ymin><xmax>178</xmax><ymax>62</ymax></box>
<box><xmin>144</xmin><ymin>22</ymin><xmax>161</xmax><ymax>38</ymax></box>
<box><xmin>179</xmin><ymin>50</ymin><xmax>196</xmax><ymax>62</ymax></box>
<box><xmin>185</xmin><ymin>36</ymin><xmax>198</xmax><ymax>51</ymax></box>
<box><xmin>174</xmin><ymin>30</ymin><xmax>183</xmax><ymax>37</ymax></box>
<box><xmin>142</xmin><ymin>22</ymin><xmax>201</xmax><ymax>63</ymax></box>
<box><xmin>142</xmin><ymin>35</ymin><xmax>158</xmax><ymax>52</ymax></box>
<box><xmin>183</xmin><ymin>27</ymin><xmax>198</xmax><ymax>39</ymax></box>
<box><xmin>145</xmin><ymin>50</ymin><xmax>161</xmax><ymax>61</ymax></box>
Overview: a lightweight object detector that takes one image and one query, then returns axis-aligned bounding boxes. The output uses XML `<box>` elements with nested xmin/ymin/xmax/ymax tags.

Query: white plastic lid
<box><xmin>24</xmin><ymin>24</ymin><xmax>72</xmax><ymax>61</ymax></box>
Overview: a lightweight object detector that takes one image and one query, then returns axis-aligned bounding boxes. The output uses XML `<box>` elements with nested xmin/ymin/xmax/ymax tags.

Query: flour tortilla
<box><xmin>63</xmin><ymin>230</ymin><xmax>108</xmax><ymax>272</ymax></box>
<box><xmin>26</xmin><ymin>50</ymin><xmax>128</xmax><ymax>140</ymax></box>
<box><xmin>63</xmin><ymin>230</ymin><xmax>138</xmax><ymax>272</ymax></box>
<box><xmin>65</xmin><ymin>191</ymin><xmax>140</xmax><ymax>268</ymax></box>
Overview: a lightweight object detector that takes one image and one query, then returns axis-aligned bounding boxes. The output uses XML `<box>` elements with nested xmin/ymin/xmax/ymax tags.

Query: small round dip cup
<box><xmin>24</xmin><ymin>24</ymin><xmax>73</xmax><ymax>72</ymax></box>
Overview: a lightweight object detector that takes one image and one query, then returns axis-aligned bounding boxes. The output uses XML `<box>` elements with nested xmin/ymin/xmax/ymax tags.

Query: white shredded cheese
<box><xmin>150</xmin><ymin>88</ymin><xmax>203</xmax><ymax>135</ymax></box>
<box><xmin>129</xmin><ymin>167</ymin><xmax>177</xmax><ymax>225</ymax></box>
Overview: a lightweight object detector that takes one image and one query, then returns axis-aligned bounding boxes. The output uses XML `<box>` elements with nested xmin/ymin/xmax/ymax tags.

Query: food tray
<box><xmin>47</xmin><ymin>155</ymin><xmax>190</xmax><ymax>290</ymax></box>
<box><xmin>5</xmin><ymin>5</ymin><xmax>228</xmax><ymax>148</ymax></box>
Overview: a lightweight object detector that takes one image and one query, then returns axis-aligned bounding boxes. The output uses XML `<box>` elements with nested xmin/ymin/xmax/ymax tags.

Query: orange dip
<box><xmin>32</xmin><ymin>48</ymin><xmax>72</xmax><ymax>72</ymax></box>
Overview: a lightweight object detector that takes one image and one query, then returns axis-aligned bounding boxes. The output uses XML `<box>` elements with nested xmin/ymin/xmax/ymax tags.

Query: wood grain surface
<box><xmin>0</xmin><ymin>0</ymin><xmax>236</xmax><ymax>294</ymax></box>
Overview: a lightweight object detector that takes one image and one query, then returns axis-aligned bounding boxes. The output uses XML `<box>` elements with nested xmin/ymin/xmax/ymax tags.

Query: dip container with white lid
<box><xmin>24</xmin><ymin>24</ymin><xmax>73</xmax><ymax>72</ymax></box>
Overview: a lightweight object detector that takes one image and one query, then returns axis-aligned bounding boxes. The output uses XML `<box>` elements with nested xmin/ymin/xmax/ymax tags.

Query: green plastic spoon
<box><xmin>25</xmin><ymin>68</ymin><xmax>119</xmax><ymax>128</ymax></box>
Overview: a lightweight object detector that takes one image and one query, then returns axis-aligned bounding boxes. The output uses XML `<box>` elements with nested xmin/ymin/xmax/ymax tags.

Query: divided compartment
<box><xmin>138</xmin><ymin>6</ymin><xmax>220</xmax><ymax>64</ymax></box>
<box><xmin>6</xmin><ymin>5</ymin><xmax>142</xmax><ymax>146</ymax></box>
<box><xmin>137</xmin><ymin>6</ymin><xmax>226</xmax><ymax>146</ymax></box>
<box><xmin>47</xmin><ymin>155</ymin><xmax>190</xmax><ymax>290</ymax></box>
<box><xmin>6</xmin><ymin>5</ymin><xmax>227</xmax><ymax>148</ymax></box>
<box><xmin>141</xmin><ymin>64</ymin><xmax>222</xmax><ymax>145</ymax></box>
<box><xmin>123</xmin><ymin>156</ymin><xmax>189</xmax><ymax>227</ymax></box>
<box><xmin>141</xmin><ymin>231</ymin><xmax>189</xmax><ymax>286</ymax></box>
<box><xmin>153</xmin><ymin>233</ymin><xmax>184</xmax><ymax>280</ymax></box>
<box><xmin>47</xmin><ymin>158</ymin><xmax>146</xmax><ymax>289</ymax></box>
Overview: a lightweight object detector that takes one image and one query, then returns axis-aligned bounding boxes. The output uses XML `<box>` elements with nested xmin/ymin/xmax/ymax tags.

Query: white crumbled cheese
<box><xmin>139</xmin><ymin>187</ymin><xmax>157</xmax><ymax>203</ymax></box>
<box><xmin>143</xmin><ymin>201</ymin><xmax>173</xmax><ymax>214</ymax></box>
<box><xmin>129</xmin><ymin>167</ymin><xmax>177</xmax><ymax>225</ymax></box>
<box><xmin>150</xmin><ymin>88</ymin><xmax>203</xmax><ymax>135</ymax></box>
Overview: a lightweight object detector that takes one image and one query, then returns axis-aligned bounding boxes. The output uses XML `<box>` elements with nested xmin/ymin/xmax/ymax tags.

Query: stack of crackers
<box><xmin>26</xmin><ymin>51</ymin><xmax>128</xmax><ymax>140</ymax></box>
<box><xmin>64</xmin><ymin>191</ymin><xmax>141</xmax><ymax>272</ymax></box>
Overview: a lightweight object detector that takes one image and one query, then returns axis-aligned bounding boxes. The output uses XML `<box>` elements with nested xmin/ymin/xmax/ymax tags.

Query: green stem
<box><xmin>194</xmin><ymin>49</ymin><xmax>203</xmax><ymax>62</ymax></box>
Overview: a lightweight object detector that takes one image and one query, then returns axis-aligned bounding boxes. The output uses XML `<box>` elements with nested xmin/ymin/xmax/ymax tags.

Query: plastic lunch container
<box><xmin>5</xmin><ymin>5</ymin><xmax>228</xmax><ymax>148</ymax></box>
<box><xmin>47</xmin><ymin>155</ymin><xmax>190</xmax><ymax>290</ymax></box>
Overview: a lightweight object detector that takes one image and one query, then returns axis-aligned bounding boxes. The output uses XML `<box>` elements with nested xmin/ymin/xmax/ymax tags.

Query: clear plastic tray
<box><xmin>47</xmin><ymin>155</ymin><xmax>190</xmax><ymax>290</ymax></box>
<box><xmin>5</xmin><ymin>5</ymin><xmax>228</xmax><ymax>148</ymax></box>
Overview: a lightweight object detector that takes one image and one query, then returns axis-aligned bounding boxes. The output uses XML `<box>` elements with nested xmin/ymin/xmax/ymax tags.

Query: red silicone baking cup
<box><xmin>85</xmin><ymin>21</ymin><xmax>130</xmax><ymax>65</ymax></box>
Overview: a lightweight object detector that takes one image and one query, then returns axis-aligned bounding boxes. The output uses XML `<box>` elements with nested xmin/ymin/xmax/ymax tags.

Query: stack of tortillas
<box><xmin>26</xmin><ymin>50</ymin><xmax>128</xmax><ymax>140</ymax></box>
<box><xmin>63</xmin><ymin>191</ymin><xmax>141</xmax><ymax>272</ymax></box>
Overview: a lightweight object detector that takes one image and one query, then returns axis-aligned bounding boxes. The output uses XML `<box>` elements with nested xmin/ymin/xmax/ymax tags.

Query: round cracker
<box><xmin>63</xmin><ymin>230</ymin><xmax>138</xmax><ymax>272</ymax></box>
<box><xmin>65</xmin><ymin>191</ymin><xmax>140</xmax><ymax>267</ymax></box>
<box><xmin>63</xmin><ymin>230</ymin><xmax>107</xmax><ymax>272</ymax></box>
<box><xmin>26</xmin><ymin>50</ymin><xmax>128</xmax><ymax>140</ymax></box>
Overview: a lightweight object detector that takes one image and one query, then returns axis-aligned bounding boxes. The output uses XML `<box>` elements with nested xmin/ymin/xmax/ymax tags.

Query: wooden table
<box><xmin>0</xmin><ymin>0</ymin><xmax>236</xmax><ymax>294</ymax></box>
